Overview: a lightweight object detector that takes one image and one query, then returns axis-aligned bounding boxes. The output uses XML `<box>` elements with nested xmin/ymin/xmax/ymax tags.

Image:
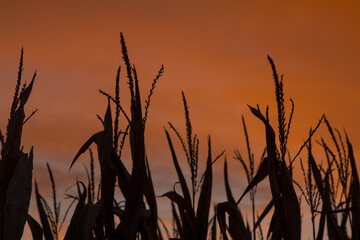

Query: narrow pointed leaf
<box><xmin>237</xmin><ymin>157</ymin><xmax>268</xmax><ymax>204</ymax></box>
<box><xmin>278</xmin><ymin>163</ymin><xmax>301</xmax><ymax>240</ymax></box>
<box><xmin>196</xmin><ymin>137</ymin><xmax>213</xmax><ymax>240</ymax></box>
<box><xmin>224</xmin><ymin>159</ymin><xmax>236</xmax><ymax>205</ymax></box>
<box><xmin>172</xmin><ymin>201</ymin><xmax>183</xmax><ymax>239</ymax></box>
<box><xmin>346</xmin><ymin>134</ymin><xmax>360</xmax><ymax>240</ymax></box>
<box><xmin>316</xmin><ymin>203</ymin><xmax>326</xmax><ymax>240</ymax></box>
<box><xmin>115</xmin><ymin>154</ymin><xmax>131</xmax><ymax>198</ymax></box>
<box><xmin>143</xmin><ymin>156</ymin><xmax>159</xmax><ymax>239</ymax></box>
<box><xmin>97</xmin><ymin>102</ymin><xmax>116</xmax><ymax>239</ymax></box>
<box><xmin>254</xmin><ymin>199</ymin><xmax>273</xmax><ymax>230</ymax></box>
<box><xmin>210</xmin><ymin>206</ymin><xmax>217</xmax><ymax>240</ymax></box>
<box><xmin>164</xmin><ymin>129</ymin><xmax>194</xmax><ymax>219</ymax></box>
<box><xmin>27</xmin><ymin>214</ymin><xmax>43</xmax><ymax>240</ymax></box>
<box><xmin>267</xmin><ymin>209</ymin><xmax>282</xmax><ymax>240</ymax></box>
<box><xmin>70</xmin><ymin>133</ymin><xmax>99</xmax><ymax>170</ymax></box>
<box><xmin>19</xmin><ymin>73</ymin><xmax>35</xmax><ymax>108</ymax></box>
<box><xmin>35</xmin><ymin>180</ymin><xmax>54</xmax><ymax>240</ymax></box>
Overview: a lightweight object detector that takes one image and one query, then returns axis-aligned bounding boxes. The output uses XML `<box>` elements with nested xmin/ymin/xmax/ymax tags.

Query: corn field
<box><xmin>0</xmin><ymin>34</ymin><xmax>359</xmax><ymax>240</ymax></box>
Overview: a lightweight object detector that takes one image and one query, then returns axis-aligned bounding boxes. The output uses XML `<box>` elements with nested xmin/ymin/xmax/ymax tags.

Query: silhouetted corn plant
<box><xmin>232</xmin><ymin>56</ymin><xmax>302</xmax><ymax>239</ymax></box>
<box><xmin>162</xmin><ymin>92</ymin><xmax>224</xmax><ymax>240</ymax></box>
<box><xmin>69</xmin><ymin>33</ymin><xmax>164</xmax><ymax>240</ymax></box>
<box><xmin>305</xmin><ymin>122</ymin><xmax>358</xmax><ymax>240</ymax></box>
<box><xmin>3</xmin><ymin>39</ymin><xmax>360</xmax><ymax>240</ymax></box>
<box><xmin>0</xmin><ymin>48</ymin><xmax>37</xmax><ymax>240</ymax></box>
<box><xmin>233</xmin><ymin>115</ymin><xmax>266</xmax><ymax>240</ymax></box>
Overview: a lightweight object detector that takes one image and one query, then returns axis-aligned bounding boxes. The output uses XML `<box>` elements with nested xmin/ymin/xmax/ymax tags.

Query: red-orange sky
<box><xmin>1</xmin><ymin>1</ymin><xmax>360</xmax><ymax>239</ymax></box>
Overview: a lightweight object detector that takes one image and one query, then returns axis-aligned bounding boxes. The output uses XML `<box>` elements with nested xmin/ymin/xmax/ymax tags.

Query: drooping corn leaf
<box><xmin>4</xmin><ymin>149</ymin><xmax>33</xmax><ymax>240</ymax></box>
<box><xmin>237</xmin><ymin>157</ymin><xmax>268</xmax><ymax>204</ymax></box>
<box><xmin>162</xmin><ymin>191</ymin><xmax>188</xmax><ymax>211</ymax></box>
<box><xmin>248</xmin><ymin>104</ymin><xmax>301</xmax><ymax>240</ymax></box>
<box><xmin>165</xmin><ymin>191</ymin><xmax>196</xmax><ymax>240</ymax></box>
<box><xmin>216</xmin><ymin>201</ymin><xmax>250</xmax><ymax>240</ymax></box>
<box><xmin>70</xmin><ymin>133</ymin><xmax>99</xmax><ymax>171</ymax></box>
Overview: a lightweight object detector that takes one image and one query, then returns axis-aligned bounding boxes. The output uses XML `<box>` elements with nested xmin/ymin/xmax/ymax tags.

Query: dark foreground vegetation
<box><xmin>0</xmin><ymin>34</ymin><xmax>359</xmax><ymax>240</ymax></box>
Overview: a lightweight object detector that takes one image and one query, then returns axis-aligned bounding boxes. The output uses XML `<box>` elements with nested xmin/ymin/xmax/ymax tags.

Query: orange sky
<box><xmin>1</xmin><ymin>1</ymin><xmax>360</xmax><ymax>239</ymax></box>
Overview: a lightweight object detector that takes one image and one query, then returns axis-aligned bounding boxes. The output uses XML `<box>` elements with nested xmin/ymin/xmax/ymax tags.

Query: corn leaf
<box><xmin>224</xmin><ymin>159</ymin><xmax>236</xmax><ymax>205</ymax></box>
<box><xmin>210</xmin><ymin>206</ymin><xmax>217</xmax><ymax>240</ymax></box>
<box><xmin>117</xmin><ymin>69</ymin><xmax>147</xmax><ymax>240</ymax></box>
<box><xmin>97</xmin><ymin>101</ymin><xmax>116</xmax><ymax>239</ymax></box>
<box><xmin>164</xmin><ymin>130</ymin><xmax>193</xmax><ymax>211</ymax></box>
<box><xmin>162</xmin><ymin>191</ymin><xmax>187</xmax><ymax>211</ymax></box>
<box><xmin>164</xmin><ymin>190</ymin><xmax>196</xmax><ymax>239</ymax></box>
<box><xmin>254</xmin><ymin>199</ymin><xmax>273</xmax><ymax>230</ymax></box>
<box><xmin>35</xmin><ymin>180</ymin><xmax>54</xmax><ymax>240</ymax></box>
<box><xmin>309</xmin><ymin>153</ymin><xmax>346</xmax><ymax>240</ymax></box>
<box><xmin>278</xmin><ymin>162</ymin><xmax>301</xmax><ymax>240</ymax></box>
<box><xmin>70</xmin><ymin>133</ymin><xmax>99</xmax><ymax>171</ymax></box>
<box><xmin>164</xmin><ymin>129</ymin><xmax>195</xmax><ymax>220</ymax></box>
<box><xmin>64</xmin><ymin>182</ymin><xmax>101</xmax><ymax>240</ymax></box>
<box><xmin>27</xmin><ymin>214</ymin><xmax>43</xmax><ymax>240</ymax></box>
<box><xmin>196</xmin><ymin>137</ymin><xmax>212</xmax><ymax>240</ymax></box>
<box><xmin>267</xmin><ymin>209</ymin><xmax>281</xmax><ymax>240</ymax></box>
<box><xmin>216</xmin><ymin>201</ymin><xmax>250</xmax><ymax>240</ymax></box>
<box><xmin>143</xmin><ymin>156</ymin><xmax>159</xmax><ymax>239</ymax></box>
<box><xmin>237</xmin><ymin>157</ymin><xmax>268</xmax><ymax>204</ymax></box>
<box><xmin>346</xmin><ymin>135</ymin><xmax>360</xmax><ymax>240</ymax></box>
<box><xmin>114</xmin><ymin>154</ymin><xmax>131</xmax><ymax>198</ymax></box>
<box><xmin>19</xmin><ymin>75</ymin><xmax>35</xmax><ymax>108</ymax></box>
<box><xmin>316</xmin><ymin>202</ymin><xmax>326</xmax><ymax>240</ymax></box>
<box><xmin>172</xmin><ymin>201</ymin><xmax>183</xmax><ymax>239</ymax></box>
<box><xmin>4</xmin><ymin>149</ymin><xmax>33</xmax><ymax>240</ymax></box>
<box><xmin>248</xmin><ymin>104</ymin><xmax>301</xmax><ymax>239</ymax></box>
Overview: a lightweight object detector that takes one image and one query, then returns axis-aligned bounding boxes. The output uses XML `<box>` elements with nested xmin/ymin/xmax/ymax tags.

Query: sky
<box><xmin>1</xmin><ymin>0</ymin><xmax>360</xmax><ymax>239</ymax></box>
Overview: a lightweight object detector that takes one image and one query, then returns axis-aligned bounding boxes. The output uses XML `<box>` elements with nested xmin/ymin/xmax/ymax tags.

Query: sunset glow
<box><xmin>1</xmin><ymin>1</ymin><xmax>360</xmax><ymax>239</ymax></box>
